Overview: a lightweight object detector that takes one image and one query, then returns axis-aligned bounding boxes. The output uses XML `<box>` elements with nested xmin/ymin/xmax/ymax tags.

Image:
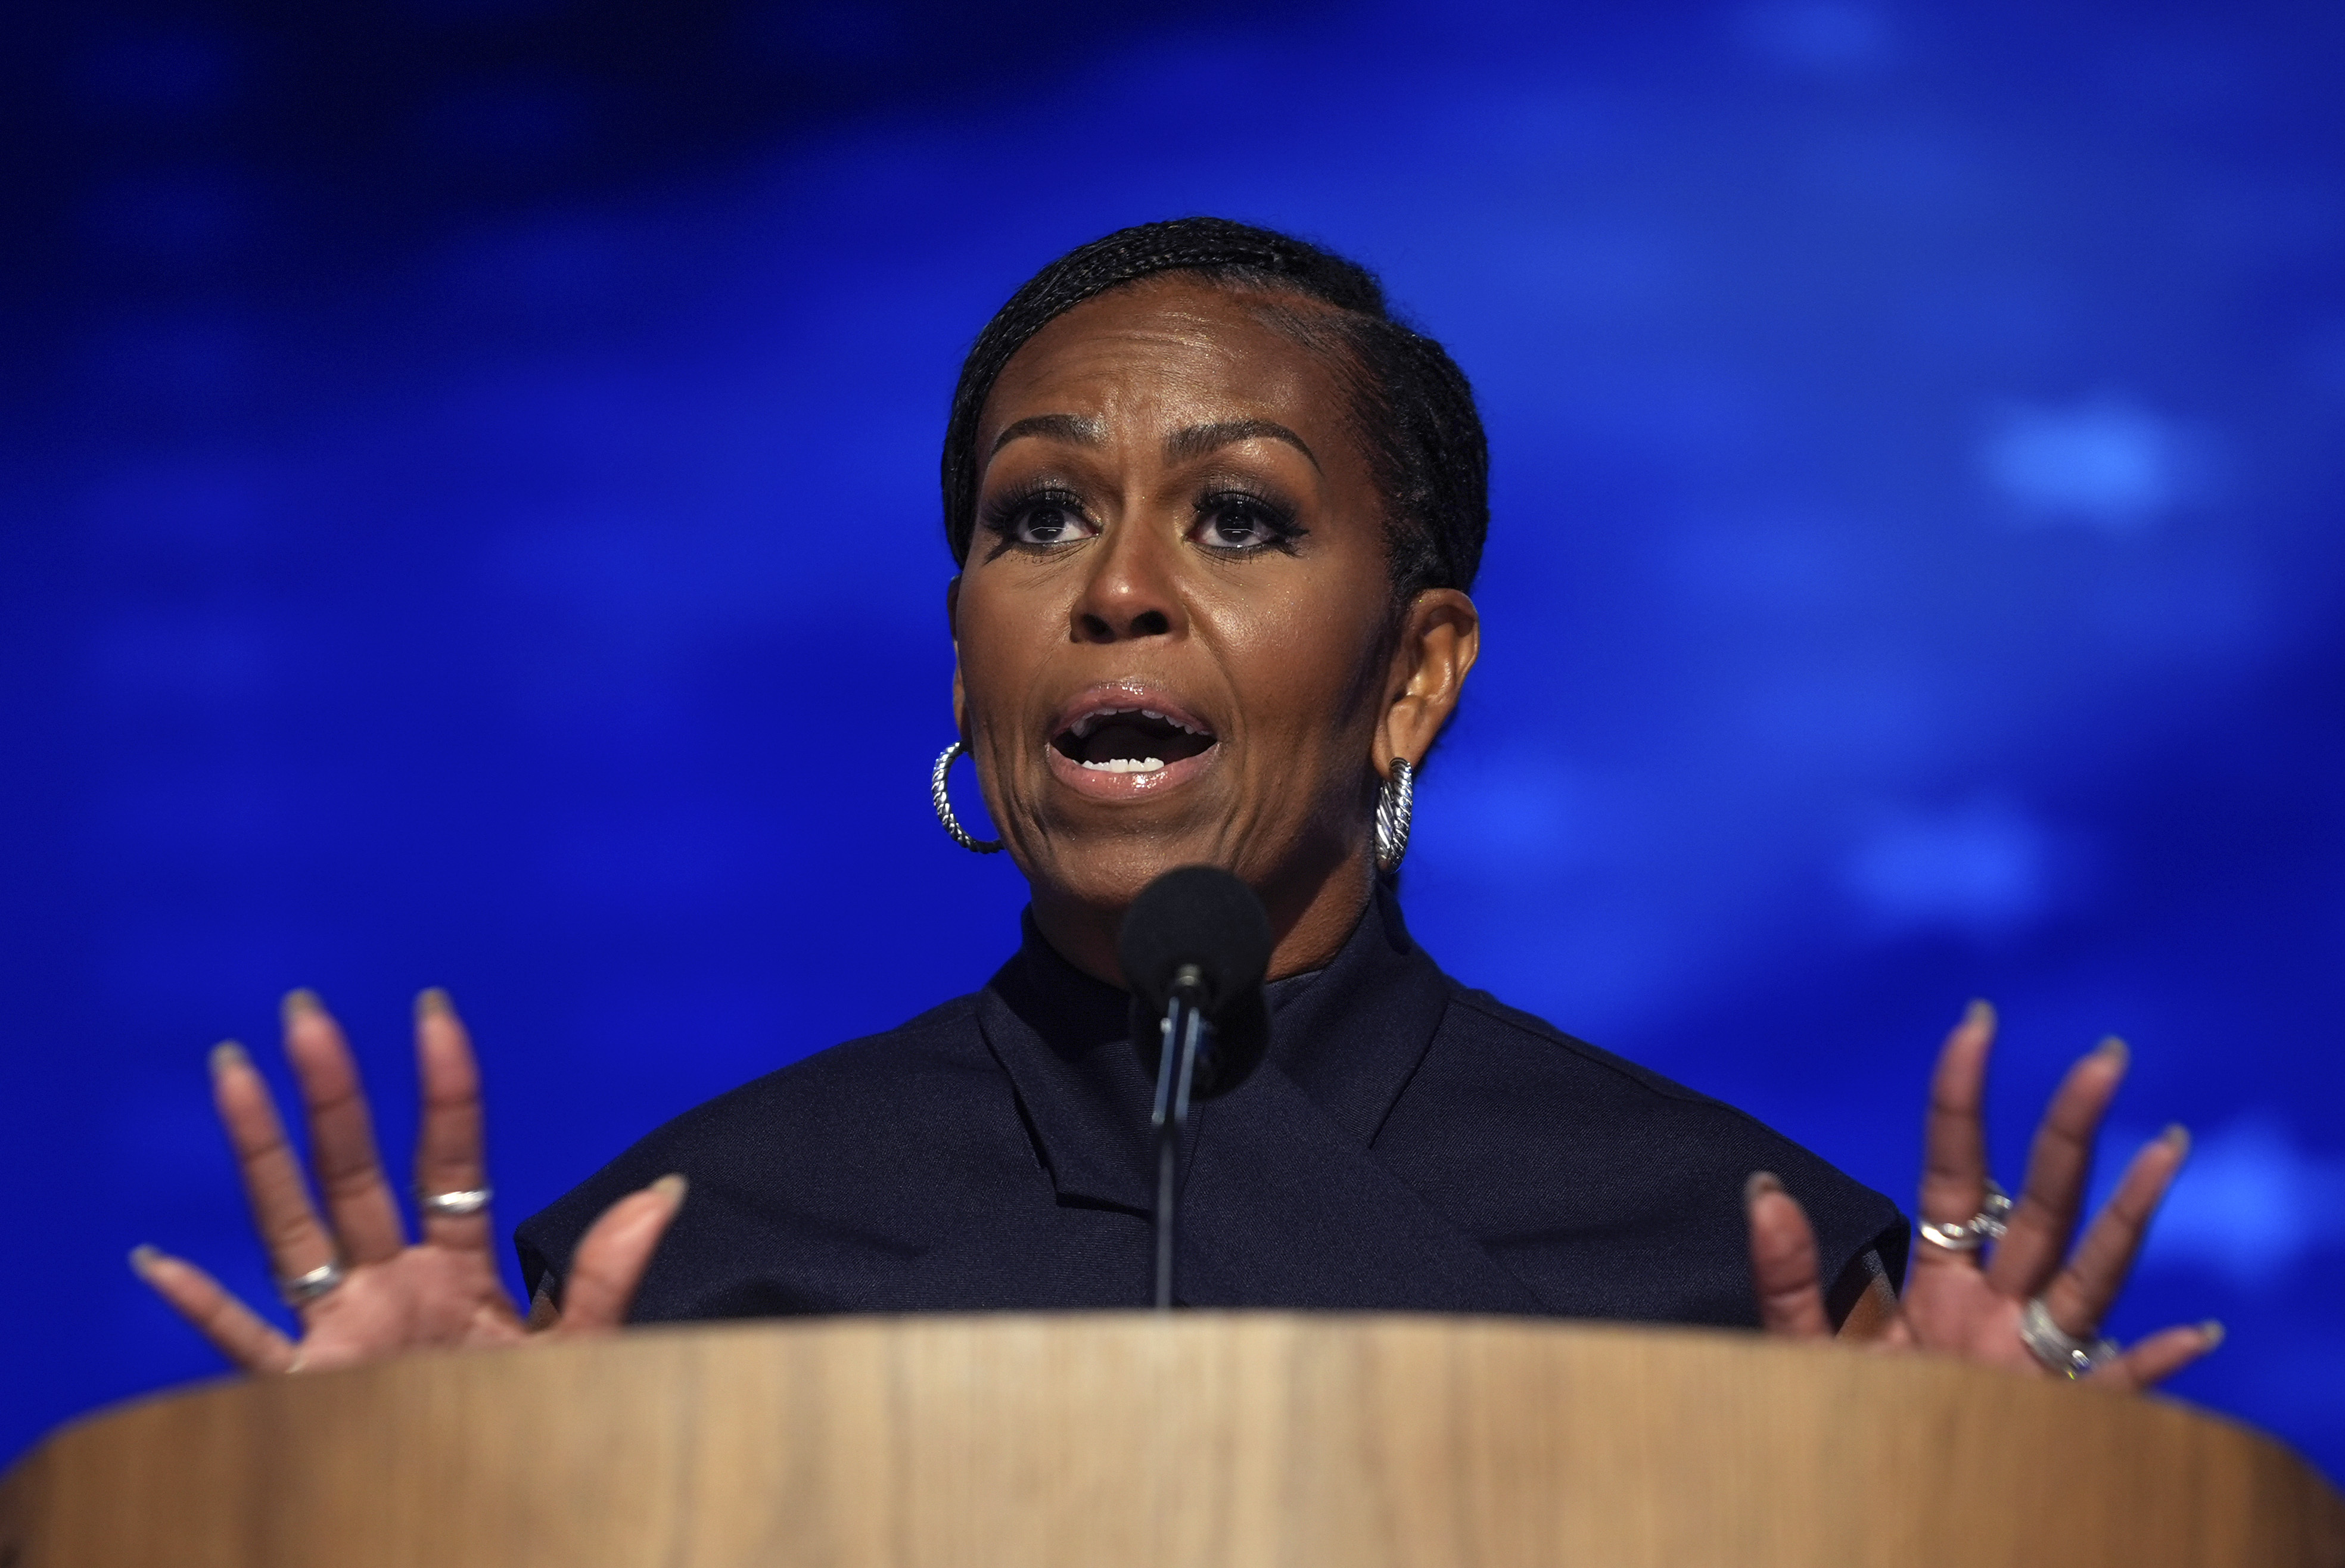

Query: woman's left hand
<box><xmin>1746</xmin><ymin>1001</ymin><xmax>2223</xmax><ymax>1389</ymax></box>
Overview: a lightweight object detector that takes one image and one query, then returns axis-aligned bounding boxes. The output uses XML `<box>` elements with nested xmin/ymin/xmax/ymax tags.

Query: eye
<box><xmin>1193</xmin><ymin>491</ymin><xmax>1303</xmax><ymax>554</ymax></box>
<box><xmin>985</xmin><ymin>487</ymin><xmax>1099</xmax><ymax>549</ymax></box>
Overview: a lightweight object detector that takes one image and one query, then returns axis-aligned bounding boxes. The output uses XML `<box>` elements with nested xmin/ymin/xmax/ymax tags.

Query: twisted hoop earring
<box><xmin>931</xmin><ymin>741</ymin><xmax>1003</xmax><ymax>854</ymax></box>
<box><xmin>1374</xmin><ymin>757</ymin><xmax>1415</xmax><ymax>873</ymax></box>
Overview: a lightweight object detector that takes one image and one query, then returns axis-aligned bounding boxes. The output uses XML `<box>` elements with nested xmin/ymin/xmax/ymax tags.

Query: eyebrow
<box><xmin>1164</xmin><ymin>419</ymin><xmax>1319</xmax><ymax>471</ymax></box>
<box><xmin>987</xmin><ymin>412</ymin><xmax>1322</xmax><ymax>472</ymax></box>
<box><xmin>988</xmin><ymin>413</ymin><xmax>1102</xmax><ymax>459</ymax></box>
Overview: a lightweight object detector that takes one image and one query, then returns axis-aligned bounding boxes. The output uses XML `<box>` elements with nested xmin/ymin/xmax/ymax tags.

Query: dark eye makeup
<box><xmin>1191</xmin><ymin>486</ymin><xmax>1307</xmax><ymax>555</ymax></box>
<box><xmin>975</xmin><ymin>478</ymin><xmax>1310</xmax><ymax>560</ymax></box>
<box><xmin>979</xmin><ymin>483</ymin><xmax>1096</xmax><ymax>557</ymax></box>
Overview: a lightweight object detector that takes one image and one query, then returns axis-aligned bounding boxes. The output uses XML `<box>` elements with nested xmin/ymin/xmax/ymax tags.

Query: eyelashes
<box><xmin>1192</xmin><ymin>487</ymin><xmax>1306</xmax><ymax>555</ymax></box>
<box><xmin>979</xmin><ymin>483</ymin><xmax>1094</xmax><ymax>556</ymax></box>
<box><xmin>977</xmin><ymin>480</ymin><xmax>1308</xmax><ymax>558</ymax></box>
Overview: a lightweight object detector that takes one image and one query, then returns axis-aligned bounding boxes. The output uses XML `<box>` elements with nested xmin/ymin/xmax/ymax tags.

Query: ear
<box><xmin>946</xmin><ymin>575</ymin><xmax>968</xmax><ymax>738</ymax></box>
<box><xmin>1371</xmin><ymin>589</ymin><xmax>1479</xmax><ymax>777</ymax></box>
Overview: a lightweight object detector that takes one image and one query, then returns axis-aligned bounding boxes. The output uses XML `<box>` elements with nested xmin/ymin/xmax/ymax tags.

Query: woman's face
<box><xmin>951</xmin><ymin>275</ymin><xmax>1476</xmax><ymax>980</ymax></box>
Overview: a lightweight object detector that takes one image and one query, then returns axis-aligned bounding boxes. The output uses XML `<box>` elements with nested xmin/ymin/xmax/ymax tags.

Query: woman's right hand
<box><xmin>132</xmin><ymin>988</ymin><xmax>682</xmax><ymax>1376</ymax></box>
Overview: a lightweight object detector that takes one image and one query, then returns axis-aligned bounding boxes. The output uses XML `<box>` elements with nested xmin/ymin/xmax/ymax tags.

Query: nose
<box><xmin>1071</xmin><ymin>515</ymin><xmax>1183</xmax><ymax>644</ymax></box>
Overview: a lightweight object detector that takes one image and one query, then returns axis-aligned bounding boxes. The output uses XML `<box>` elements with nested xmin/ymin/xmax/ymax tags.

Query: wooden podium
<box><xmin>3</xmin><ymin>1315</ymin><xmax>2338</xmax><ymax>1567</ymax></box>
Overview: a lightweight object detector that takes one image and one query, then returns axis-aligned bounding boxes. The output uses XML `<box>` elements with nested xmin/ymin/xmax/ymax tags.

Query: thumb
<box><xmin>1746</xmin><ymin>1172</ymin><xmax>1833</xmax><ymax>1339</ymax></box>
<box><xmin>552</xmin><ymin>1174</ymin><xmax>687</xmax><ymax>1336</ymax></box>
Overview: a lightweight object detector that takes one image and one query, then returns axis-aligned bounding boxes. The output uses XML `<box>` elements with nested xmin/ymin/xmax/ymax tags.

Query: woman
<box><xmin>132</xmin><ymin>219</ymin><xmax>2216</xmax><ymax>1387</ymax></box>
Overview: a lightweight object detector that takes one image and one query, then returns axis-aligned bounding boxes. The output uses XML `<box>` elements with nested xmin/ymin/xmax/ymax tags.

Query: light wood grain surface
<box><xmin>3</xmin><ymin>1314</ymin><xmax>2338</xmax><ymax>1567</ymax></box>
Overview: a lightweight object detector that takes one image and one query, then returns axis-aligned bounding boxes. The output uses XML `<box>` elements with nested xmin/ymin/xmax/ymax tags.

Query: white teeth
<box><xmin>1060</xmin><ymin>698</ymin><xmax>1209</xmax><ymax>754</ymax></box>
<box><xmin>1080</xmin><ymin>756</ymin><xmax>1165</xmax><ymax>773</ymax></box>
<box><xmin>1060</xmin><ymin>704</ymin><xmax>1211</xmax><ymax>745</ymax></box>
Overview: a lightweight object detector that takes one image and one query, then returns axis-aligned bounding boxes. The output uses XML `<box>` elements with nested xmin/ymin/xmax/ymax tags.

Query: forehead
<box><xmin>979</xmin><ymin>276</ymin><xmax>1356</xmax><ymax>442</ymax></box>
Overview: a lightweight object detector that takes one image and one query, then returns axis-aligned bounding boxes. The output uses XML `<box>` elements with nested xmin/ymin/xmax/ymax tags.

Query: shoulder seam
<box><xmin>1441</xmin><ymin>982</ymin><xmax>1746</xmax><ymax>1116</ymax></box>
<box><xmin>838</xmin><ymin>990</ymin><xmax>979</xmax><ymax>1049</ymax></box>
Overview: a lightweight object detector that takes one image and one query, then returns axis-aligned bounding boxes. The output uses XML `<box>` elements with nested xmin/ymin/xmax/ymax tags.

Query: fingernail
<box><xmin>209</xmin><ymin>1040</ymin><xmax>248</xmax><ymax>1074</ymax></box>
<box><xmin>281</xmin><ymin>988</ymin><xmax>321</xmax><ymax>1025</ymax></box>
<box><xmin>128</xmin><ymin>1244</ymin><xmax>160</xmax><ymax>1278</ymax></box>
<box><xmin>2097</xmin><ymin>1035</ymin><xmax>2130</xmax><ymax>1069</ymax></box>
<box><xmin>2164</xmin><ymin>1122</ymin><xmax>2191</xmax><ymax>1156</ymax></box>
<box><xmin>1964</xmin><ymin>998</ymin><xmax>1996</xmax><ymax>1030</ymax></box>
<box><xmin>1743</xmin><ymin>1171</ymin><xmax>1784</xmax><ymax>1203</ymax></box>
<box><xmin>415</xmin><ymin>987</ymin><xmax>451</xmax><ymax>1021</ymax></box>
<box><xmin>651</xmin><ymin>1172</ymin><xmax>688</xmax><ymax>1204</ymax></box>
<box><xmin>2200</xmin><ymin>1319</ymin><xmax>2225</xmax><ymax>1348</ymax></box>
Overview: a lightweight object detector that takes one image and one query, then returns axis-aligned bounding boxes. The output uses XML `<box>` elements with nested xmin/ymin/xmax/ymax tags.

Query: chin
<box><xmin>1032</xmin><ymin>832</ymin><xmax>1246</xmax><ymax>916</ymax></box>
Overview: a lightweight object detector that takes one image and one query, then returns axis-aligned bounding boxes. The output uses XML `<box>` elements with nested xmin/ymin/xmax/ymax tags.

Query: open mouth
<box><xmin>1049</xmin><ymin>706</ymin><xmax>1218</xmax><ymax>774</ymax></box>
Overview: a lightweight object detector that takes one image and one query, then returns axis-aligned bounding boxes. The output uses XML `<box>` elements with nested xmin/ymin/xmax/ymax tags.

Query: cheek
<box><xmin>1216</xmin><ymin>594</ymin><xmax>1386</xmax><ymax>751</ymax></box>
<box><xmin>954</xmin><ymin>578</ymin><xmax>1058</xmax><ymax>724</ymax></box>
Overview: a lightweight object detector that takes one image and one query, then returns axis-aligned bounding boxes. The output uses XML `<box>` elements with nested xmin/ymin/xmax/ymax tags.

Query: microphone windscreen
<box><xmin>1119</xmin><ymin>865</ymin><xmax>1273</xmax><ymax>1099</ymax></box>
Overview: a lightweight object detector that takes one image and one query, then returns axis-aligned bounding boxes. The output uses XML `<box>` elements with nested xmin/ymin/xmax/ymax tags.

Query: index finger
<box><xmin>1915</xmin><ymin>1001</ymin><xmax>1996</xmax><ymax>1268</ymax></box>
<box><xmin>412</xmin><ymin>988</ymin><xmax>495</xmax><ymax>1253</ymax></box>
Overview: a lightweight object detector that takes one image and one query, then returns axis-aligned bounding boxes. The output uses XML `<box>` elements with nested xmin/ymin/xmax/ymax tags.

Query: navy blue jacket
<box><xmin>517</xmin><ymin>891</ymin><xmax>1907</xmax><ymax>1326</ymax></box>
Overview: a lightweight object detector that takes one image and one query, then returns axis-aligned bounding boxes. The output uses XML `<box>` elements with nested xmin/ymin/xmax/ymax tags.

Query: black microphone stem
<box><xmin>1151</xmin><ymin>965</ymin><xmax>1209</xmax><ymax>1311</ymax></box>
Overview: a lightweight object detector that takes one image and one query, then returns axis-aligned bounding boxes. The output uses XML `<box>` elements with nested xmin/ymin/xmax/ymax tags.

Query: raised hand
<box><xmin>1747</xmin><ymin>1001</ymin><xmax>2222</xmax><ymax>1389</ymax></box>
<box><xmin>131</xmin><ymin>989</ymin><xmax>683</xmax><ymax>1375</ymax></box>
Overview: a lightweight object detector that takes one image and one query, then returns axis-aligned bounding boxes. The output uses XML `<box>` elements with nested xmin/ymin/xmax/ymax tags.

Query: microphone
<box><xmin>1121</xmin><ymin>866</ymin><xmax>1273</xmax><ymax>1100</ymax></box>
<box><xmin>1118</xmin><ymin>866</ymin><xmax>1273</xmax><ymax>1309</ymax></box>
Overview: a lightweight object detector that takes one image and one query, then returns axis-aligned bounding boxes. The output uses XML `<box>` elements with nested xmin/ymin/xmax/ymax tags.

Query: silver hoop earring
<box><xmin>1374</xmin><ymin>757</ymin><xmax>1415</xmax><ymax>873</ymax></box>
<box><xmin>932</xmin><ymin>741</ymin><xmax>1003</xmax><ymax>854</ymax></box>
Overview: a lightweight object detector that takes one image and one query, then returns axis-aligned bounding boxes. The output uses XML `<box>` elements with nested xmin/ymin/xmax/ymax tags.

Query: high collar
<box><xmin>974</xmin><ymin>885</ymin><xmax>1445</xmax><ymax>1213</ymax></box>
<box><xmin>972</xmin><ymin>886</ymin><xmax>1541</xmax><ymax>1313</ymax></box>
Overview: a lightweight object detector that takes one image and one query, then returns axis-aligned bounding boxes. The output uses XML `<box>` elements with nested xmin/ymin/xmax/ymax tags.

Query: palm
<box><xmin>288</xmin><ymin>1247</ymin><xmax>526</xmax><ymax>1373</ymax></box>
<box><xmin>133</xmin><ymin>990</ymin><xmax>680</xmax><ymax>1376</ymax></box>
<box><xmin>1746</xmin><ymin>1003</ymin><xmax>2218</xmax><ymax>1392</ymax></box>
<box><xmin>1894</xmin><ymin>1265</ymin><xmax>2039</xmax><ymax>1370</ymax></box>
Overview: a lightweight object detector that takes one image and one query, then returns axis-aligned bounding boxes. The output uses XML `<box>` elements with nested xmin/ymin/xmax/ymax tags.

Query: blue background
<box><xmin>4</xmin><ymin>0</ymin><xmax>2340</xmax><ymax>1477</ymax></box>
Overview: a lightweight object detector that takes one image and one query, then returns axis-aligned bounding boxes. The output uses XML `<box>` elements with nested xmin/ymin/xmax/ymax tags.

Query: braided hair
<box><xmin>941</xmin><ymin>217</ymin><xmax>1488</xmax><ymax>599</ymax></box>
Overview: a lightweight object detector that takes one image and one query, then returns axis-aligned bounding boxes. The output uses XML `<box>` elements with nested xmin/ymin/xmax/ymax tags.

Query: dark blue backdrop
<box><xmin>4</xmin><ymin>0</ymin><xmax>2340</xmax><ymax>1477</ymax></box>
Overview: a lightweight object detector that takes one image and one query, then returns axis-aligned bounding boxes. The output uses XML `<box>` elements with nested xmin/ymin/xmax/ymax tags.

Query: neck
<box><xmin>1028</xmin><ymin>848</ymin><xmax>1377</xmax><ymax>991</ymax></box>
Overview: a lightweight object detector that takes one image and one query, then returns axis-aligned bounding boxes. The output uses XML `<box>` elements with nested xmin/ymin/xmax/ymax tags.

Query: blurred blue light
<box><xmin>1982</xmin><ymin>396</ymin><xmax>2203</xmax><ymax>529</ymax></box>
<box><xmin>2140</xmin><ymin>1119</ymin><xmax>2345</xmax><ymax>1287</ymax></box>
<box><xmin>1845</xmin><ymin>799</ymin><xmax>2060</xmax><ymax>938</ymax></box>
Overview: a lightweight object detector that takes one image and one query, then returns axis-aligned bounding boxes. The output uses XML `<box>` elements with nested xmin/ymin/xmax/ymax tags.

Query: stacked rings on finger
<box><xmin>278</xmin><ymin>1260</ymin><xmax>346</xmax><ymax>1306</ymax></box>
<box><xmin>1917</xmin><ymin>1178</ymin><xmax>2013</xmax><ymax>1252</ymax></box>
<box><xmin>2019</xmin><ymin>1296</ymin><xmax>2121</xmax><ymax>1379</ymax></box>
<box><xmin>419</xmin><ymin>1185</ymin><xmax>493</xmax><ymax>1218</ymax></box>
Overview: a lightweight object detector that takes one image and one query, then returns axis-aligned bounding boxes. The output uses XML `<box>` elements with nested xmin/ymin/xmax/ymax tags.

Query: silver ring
<box><xmin>1917</xmin><ymin>1178</ymin><xmax>2013</xmax><ymax>1252</ymax></box>
<box><xmin>279</xmin><ymin>1261</ymin><xmax>346</xmax><ymax>1306</ymax></box>
<box><xmin>2019</xmin><ymin>1296</ymin><xmax>2120</xmax><ymax>1379</ymax></box>
<box><xmin>419</xmin><ymin>1186</ymin><xmax>493</xmax><ymax>1218</ymax></box>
